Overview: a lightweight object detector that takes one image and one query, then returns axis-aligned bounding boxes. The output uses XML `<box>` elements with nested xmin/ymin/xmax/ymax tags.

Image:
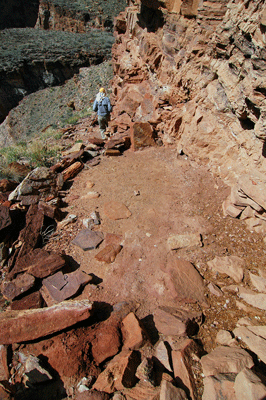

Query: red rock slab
<box><xmin>154</xmin><ymin>307</ymin><xmax>201</xmax><ymax>337</ymax></box>
<box><xmin>172</xmin><ymin>339</ymin><xmax>203</xmax><ymax>400</ymax></box>
<box><xmin>121</xmin><ymin>312</ymin><xmax>146</xmax><ymax>350</ymax></box>
<box><xmin>42</xmin><ymin>270</ymin><xmax>92</xmax><ymax>303</ymax></box>
<box><xmin>93</xmin><ymin>350</ymin><xmax>141</xmax><ymax>393</ymax></box>
<box><xmin>38</xmin><ymin>200</ymin><xmax>58</xmax><ymax>219</ymax></box>
<box><xmin>8</xmin><ymin>204</ymin><xmax>44</xmax><ymax>277</ymax></box>
<box><xmin>95</xmin><ymin>244</ymin><xmax>122</xmax><ymax>263</ymax></box>
<box><xmin>72</xmin><ymin>229</ymin><xmax>104</xmax><ymax>251</ymax></box>
<box><xmin>0</xmin><ymin>205</ymin><xmax>12</xmax><ymax>231</ymax></box>
<box><xmin>0</xmin><ymin>345</ymin><xmax>10</xmax><ymax>381</ymax></box>
<box><xmin>10</xmin><ymin>248</ymin><xmax>66</xmax><ymax>279</ymax></box>
<box><xmin>104</xmin><ymin>233</ymin><xmax>123</xmax><ymax>246</ymax></box>
<box><xmin>163</xmin><ymin>256</ymin><xmax>206</xmax><ymax>305</ymax></box>
<box><xmin>131</xmin><ymin>122</ymin><xmax>156</xmax><ymax>151</ymax></box>
<box><xmin>11</xmin><ymin>291</ymin><xmax>44</xmax><ymax>310</ymax></box>
<box><xmin>0</xmin><ymin>299</ymin><xmax>93</xmax><ymax>345</ymax></box>
<box><xmin>2</xmin><ymin>273</ymin><xmax>35</xmax><ymax>301</ymax></box>
<box><xmin>103</xmin><ymin>201</ymin><xmax>131</xmax><ymax>220</ymax></box>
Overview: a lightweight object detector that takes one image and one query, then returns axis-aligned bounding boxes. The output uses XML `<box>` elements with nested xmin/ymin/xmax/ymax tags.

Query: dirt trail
<box><xmin>46</xmin><ymin>144</ymin><xmax>266</xmax><ymax>352</ymax></box>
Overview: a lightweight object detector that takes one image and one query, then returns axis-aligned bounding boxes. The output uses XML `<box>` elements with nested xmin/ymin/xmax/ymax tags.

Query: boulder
<box><xmin>234</xmin><ymin>326</ymin><xmax>266</xmax><ymax>364</ymax></box>
<box><xmin>202</xmin><ymin>373</ymin><xmax>237</xmax><ymax>400</ymax></box>
<box><xmin>121</xmin><ymin>312</ymin><xmax>146</xmax><ymax>350</ymax></box>
<box><xmin>95</xmin><ymin>244</ymin><xmax>122</xmax><ymax>263</ymax></box>
<box><xmin>0</xmin><ymin>299</ymin><xmax>93</xmax><ymax>344</ymax></box>
<box><xmin>42</xmin><ymin>270</ymin><xmax>92</xmax><ymax>303</ymax></box>
<box><xmin>239</xmin><ymin>291</ymin><xmax>266</xmax><ymax>310</ymax></box>
<box><xmin>10</xmin><ymin>248</ymin><xmax>66</xmax><ymax>279</ymax></box>
<box><xmin>154</xmin><ymin>307</ymin><xmax>201</xmax><ymax>337</ymax></box>
<box><xmin>131</xmin><ymin>122</ymin><xmax>156</xmax><ymax>151</ymax></box>
<box><xmin>201</xmin><ymin>346</ymin><xmax>254</xmax><ymax>377</ymax></box>
<box><xmin>160</xmin><ymin>379</ymin><xmax>189</xmax><ymax>400</ymax></box>
<box><xmin>164</xmin><ymin>256</ymin><xmax>206</xmax><ymax>305</ymax></box>
<box><xmin>172</xmin><ymin>338</ymin><xmax>203</xmax><ymax>400</ymax></box>
<box><xmin>234</xmin><ymin>368</ymin><xmax>266</xmax><ymax>400</ymax></box>
<box><xmin>10</xmin><ymin>291</ymin><xmax>43</xmax><ymax>310</ymax></box>
<box><xmin>72</xmin><ymin>229</ymin><xmax>104</xmax><ymax>251</ymax></box>
<box><xmin>2</xmin><ymin>273</ymin><xmax>35</xmax><ymax>301</ymax></box>
<box><xmin>207</xmin><ymin>256</ymin><xmax>245</xmax><ymax>283</ymax></box>
<box><xmin>93</xmin><ymin>350</ymin><xmax>141</xmax><ymax>393</ymax></box>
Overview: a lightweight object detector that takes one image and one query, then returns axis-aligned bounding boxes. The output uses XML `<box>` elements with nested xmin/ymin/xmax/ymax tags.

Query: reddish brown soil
<box><xmin>46</xmin><ymin>142</ymin><xmax>266</xmax><ymax>354</ymax></box>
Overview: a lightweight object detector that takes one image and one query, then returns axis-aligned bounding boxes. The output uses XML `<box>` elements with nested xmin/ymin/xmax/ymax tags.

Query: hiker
<box><xmin>93</xmin><ymin>88</ymin><xmax>112</xmax><ymax>139</ymax></box>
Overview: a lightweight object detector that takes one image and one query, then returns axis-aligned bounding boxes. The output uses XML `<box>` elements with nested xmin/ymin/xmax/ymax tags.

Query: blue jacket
<box><xmin>93</xmin><ymin>96</ymin><xmax>112</xmax><ymax>116</ymax></box>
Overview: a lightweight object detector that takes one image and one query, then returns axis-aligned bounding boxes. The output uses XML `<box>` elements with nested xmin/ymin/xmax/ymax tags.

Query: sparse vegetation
<box><xmin>0</xmin><ymin>129</ymin><xmax>62</xmax><ymax>180</ymax></box>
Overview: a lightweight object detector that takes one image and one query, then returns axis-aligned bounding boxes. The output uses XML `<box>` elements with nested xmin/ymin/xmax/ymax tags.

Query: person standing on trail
<box><xmin>93</xmin><ymin>88</ymin><xmax>112</xmax><ymax>140</ymax></box>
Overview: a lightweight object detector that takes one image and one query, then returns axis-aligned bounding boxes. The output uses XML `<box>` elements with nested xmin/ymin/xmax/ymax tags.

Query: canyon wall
<box><xmin>111</xmin><ymin>0</ymin><xmax>266</xmax><ymax>184</ymax></box>
<box><xmin>35</xmin><ymin>0</ymin><xmax>127</xmax><ymax>32</ymax></box>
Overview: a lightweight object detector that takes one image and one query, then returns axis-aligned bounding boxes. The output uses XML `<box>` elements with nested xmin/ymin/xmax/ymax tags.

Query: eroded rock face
<box><xmin>111</xmin><ymin>0</ymin><xmax>266</xmax><ymax>184</ymax></box>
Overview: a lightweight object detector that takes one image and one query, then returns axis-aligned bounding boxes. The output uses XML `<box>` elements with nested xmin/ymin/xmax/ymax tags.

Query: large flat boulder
<box><xmin>0</xmin><ymin>300</ymin><xmax>93</xmax><ymax>344</ymax></box>
<box><xmin>164</xmin><ymin>256</ymin><xmax>206</xmax><ymax>305</ymax></box>
<box><xmin>201</xmin><ymin>346</ymin><xmax>254</xmax><ymax>377</ymax></box>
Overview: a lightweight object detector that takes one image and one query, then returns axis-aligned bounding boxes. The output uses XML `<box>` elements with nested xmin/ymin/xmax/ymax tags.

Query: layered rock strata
<box><xmin>111</xmin><ymin>0</ymin><xmax>266</xmax><ymax>184</ymax></box>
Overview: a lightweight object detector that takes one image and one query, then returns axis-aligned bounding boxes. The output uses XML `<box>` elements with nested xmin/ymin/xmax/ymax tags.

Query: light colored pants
<box><xmin>98</xmin><ymin>115</ymin><xmax>110</xmax><ymax>138</ymax></box>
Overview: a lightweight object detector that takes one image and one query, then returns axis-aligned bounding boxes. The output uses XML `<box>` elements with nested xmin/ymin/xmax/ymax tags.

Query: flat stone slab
<box><xmin>207</xmin><ymin>256</ymin><xmax>245</xmax><ymax>283</ymax></box>
<box><xmin>249</xmin><ymin>271</ymin><xmax>266</xmax><ymax>293</ymax></box>
<box><xmin>238</xmin><ymin>171</ymin><xmax>266</xmax><ymax>210</ymax></box>
<box><xmin>239</xmin><ymin>291</ymin><xmax>266</xmax><ymax>310</ymax></box>
<box><xmin>164</xmin><ymin>256</ymin><xmax>206</xmax><ymax>305</ymax></box>
<box><xmin>154</xmin><ymin>307</ymin><xmax>201</xmax><ymax>337</ymax></box>
<box><xmin>167</xmin><ymin>233</ymin><xmax>202</xmax><ymax>250</ymax></box>
<box><xmin>95</xmin><ymin>244</ymin><xmax>122</xmax><ymax>263</ymax></box>
<box><xmin>202</xmin><ymin>373</ymin><xmax>237</xmax><ymax>400</ymax></box>
<box><xmin>2</xmin><ymin>273</ymin><xmax>35</xmax><ymax>301</ymax></box>
<box><xmin>234</xmin><ymin>368</ymin><xmax>266</xmax><ymax>400</ymax></box>
<box><xmin>43</xmin><ymin>270</ymin><xmax>92</xmax><ymax>302</ymax></box>
<box><xmin>72</xmin><ymin>229</ymin><xmax>104</xmax><ymax>250</ymax></box>
<box><xmin>14</xmin><ymin>248</ymin><xmax>66</xmax><ymax>279</ymax></box>
<box><xmin>103</xmin><ymin>201</ymin><xmax>131</xmax><ymax>220</ymax></box>
<box><xmin>201</xmin><ymin>346</ymin><xmax>254</xmax><ymax>376</ymax></box>
<box><xmin>0</xmin><ymin>299</ymin><xmax>93</xmax><ymax>344</ymax></box>
<box><xmin>234</xmin><ymin>326</ymin><xmax>266</xmax><ymax>364</ymax></box>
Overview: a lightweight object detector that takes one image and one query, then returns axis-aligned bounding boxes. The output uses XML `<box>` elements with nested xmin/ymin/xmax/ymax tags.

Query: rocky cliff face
<box><xmin>111</xmin><ymin>0</ymin><xmax>266</xmax><ymax>184</ymax></box>
<box><xmin>35</xmin><ymin>0</ymin><xmax>127</xmax><ymax>32</ymax></box>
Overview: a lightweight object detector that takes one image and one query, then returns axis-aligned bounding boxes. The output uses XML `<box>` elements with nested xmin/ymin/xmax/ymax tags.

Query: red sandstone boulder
<box><xmin>2</xmin><ymin>273</ymin><xmax>35</xmax><ymax>301</ymax></box>
<box><xmin>12</xmin><ymin>248</ymin><xmax>66</xmax><ymax>279</ymax></box>
<box><xmin>0</xmin><ymin>300</ymin><xmax>93</xmax><ymax>344</ymax></box>
<box><xmin>95</xmin><ymin>244</ymin><xmax>122</xmax><ymax>263</ymax></box>
<box><xmin>131</xmin><ymin>122</ymin><xmax>156</xmax><ymax>151</ymax></box>
<box><xmin>93</xmin><ymin>350</ymin><xmax>141</xmax><ymax>393</ymax></box>
<box><xmin>121</xmin><ymin>312</ymin><xmax>146</xmax><ymax>350</ymax></box>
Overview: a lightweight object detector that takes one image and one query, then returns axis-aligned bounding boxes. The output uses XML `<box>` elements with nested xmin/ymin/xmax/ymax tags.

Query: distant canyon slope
<box><xmin>110</xmin><ymin>0</ymin><xmax>266</xmax><ymax>184</ymax></box>
<box><xmin>0</xmin><ymin>0</ymin><xmax>127</xmax><ymax>122</ymax></box>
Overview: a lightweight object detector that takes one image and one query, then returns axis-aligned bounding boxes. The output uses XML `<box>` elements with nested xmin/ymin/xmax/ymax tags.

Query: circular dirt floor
<box><xmin>46</xmin><ymin>145</ymin><xmax>266</xmax><ymax>353</ymax></box>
